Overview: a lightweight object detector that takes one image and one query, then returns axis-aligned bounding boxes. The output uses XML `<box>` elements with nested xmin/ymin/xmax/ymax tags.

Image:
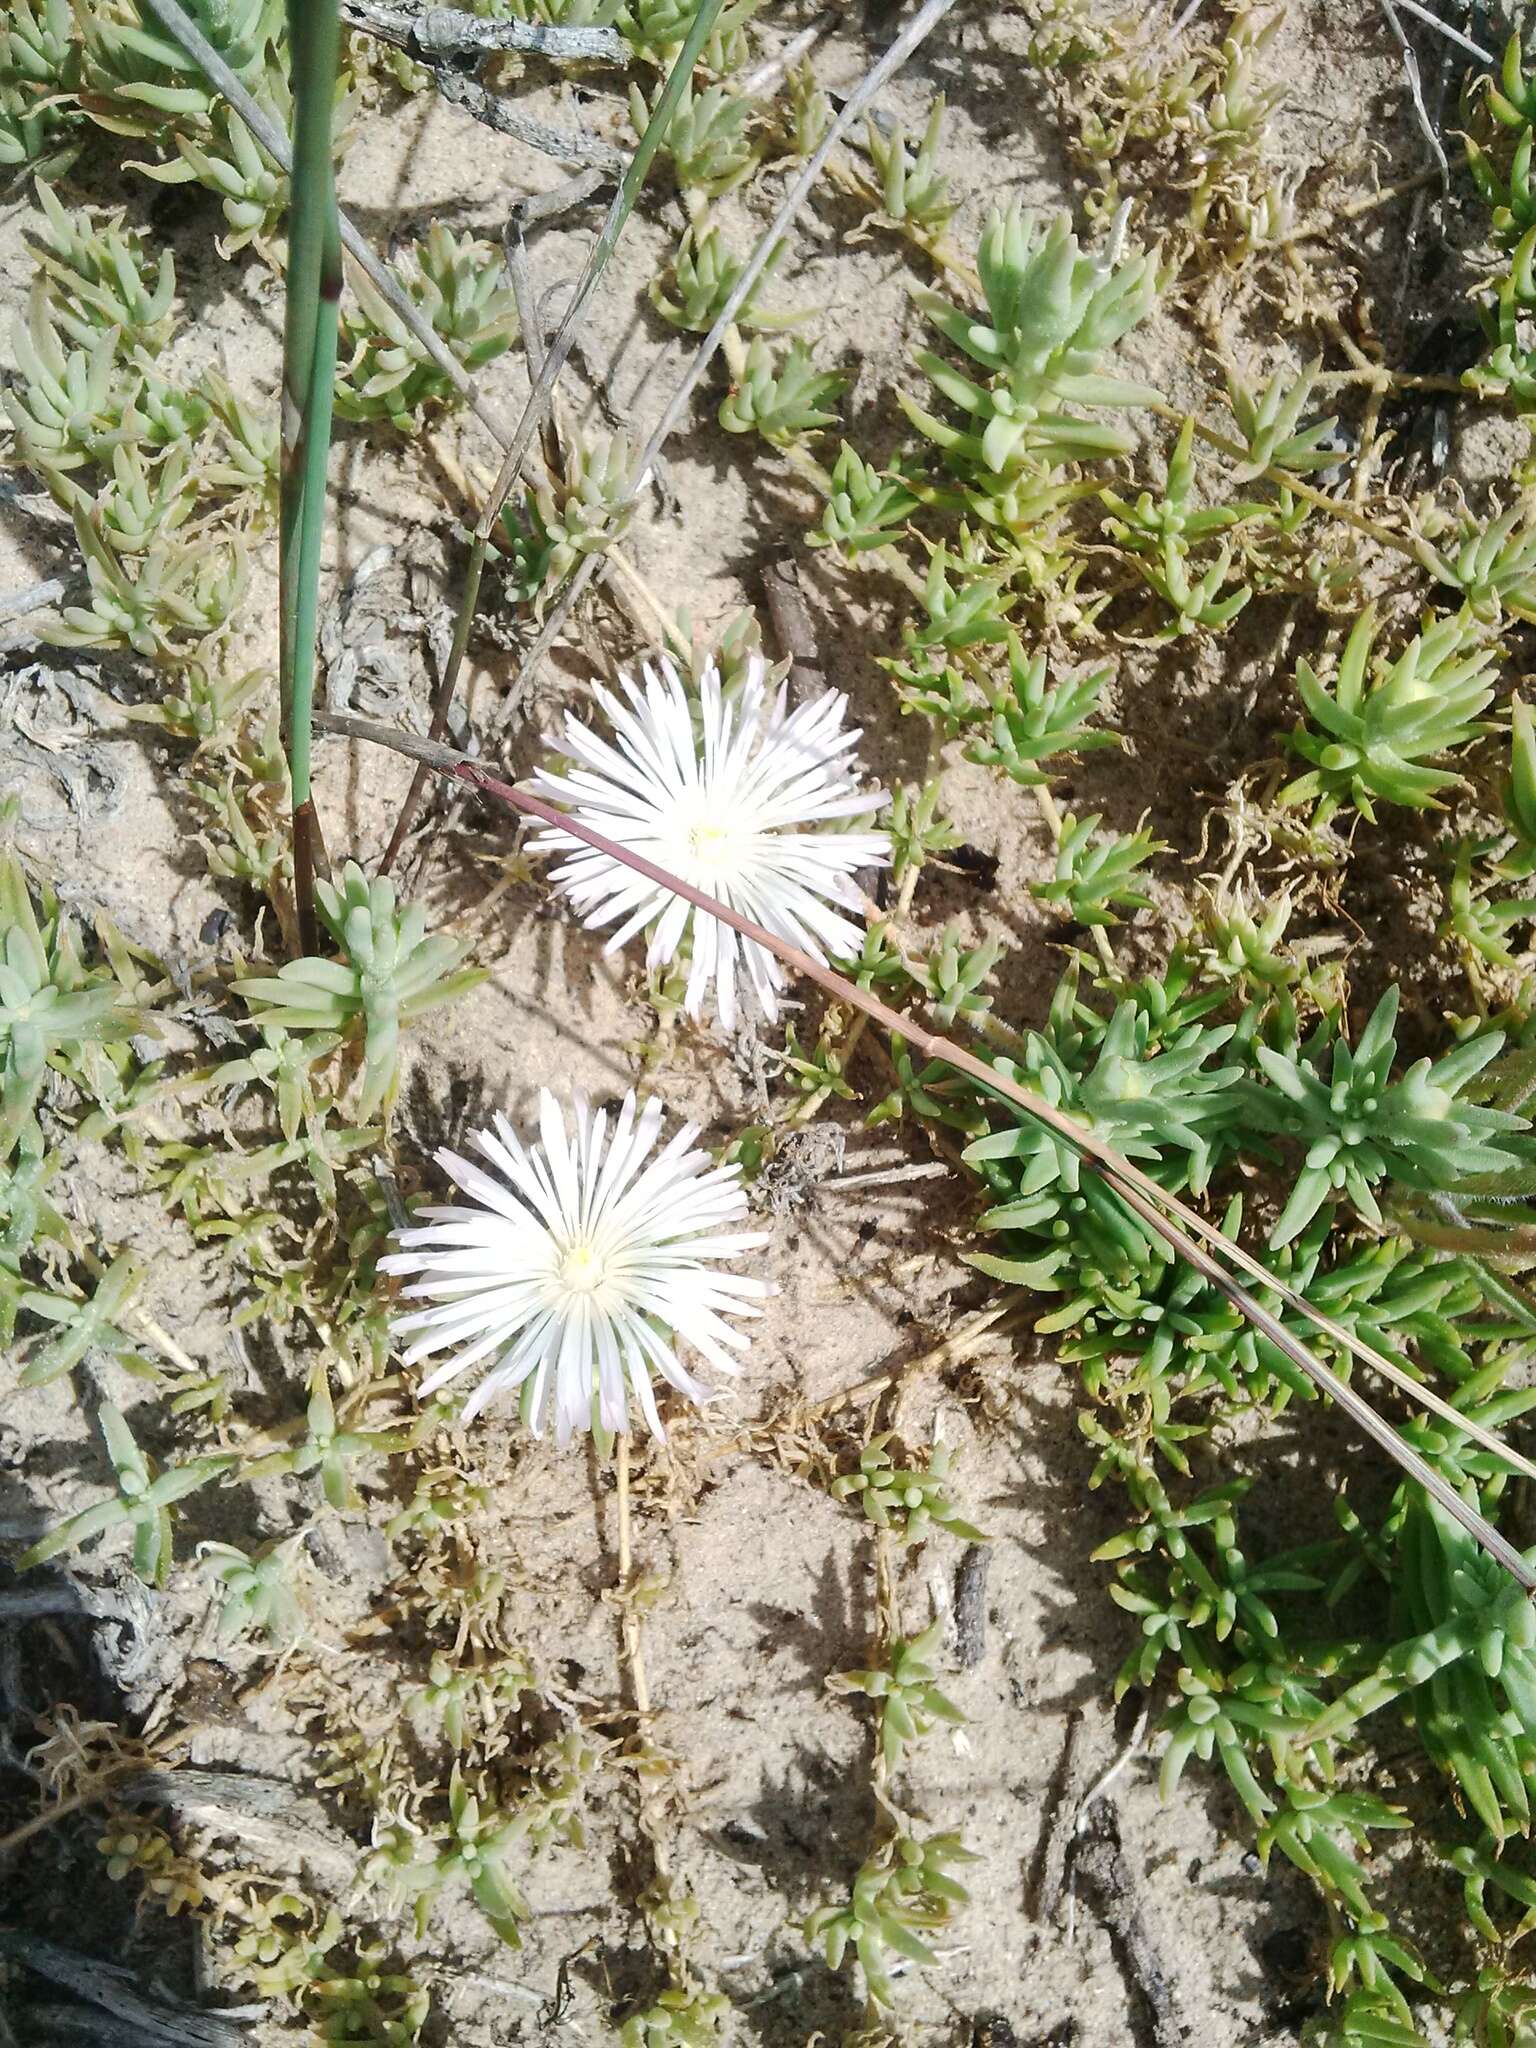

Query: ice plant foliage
<box><xmin>527</xmin><ymin>654</ymin><xmax>890</xmax><ymax>1030</ymax></box>
<box><xmin>383</xmin><ymin>1091</ymin><xmax>769</xmax><ymax>1444</ymax></box>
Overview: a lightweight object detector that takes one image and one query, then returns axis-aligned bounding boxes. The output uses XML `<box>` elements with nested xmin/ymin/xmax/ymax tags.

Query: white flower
<box><xmin>525</xmin><ymin>653</ymin><xmax>890</xmax><ymax>1030</ymax></box>
<box><xmin>381</xmin><ymin>1090</ymin><xmax>770</xmax><ymax>1445</ymax></box>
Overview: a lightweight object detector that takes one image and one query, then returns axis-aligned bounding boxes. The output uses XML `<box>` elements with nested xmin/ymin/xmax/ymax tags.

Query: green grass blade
<box><xmin>280</xmin><ymin>0</ymin><xmax>343</xmax><ymax>951</ymax></box>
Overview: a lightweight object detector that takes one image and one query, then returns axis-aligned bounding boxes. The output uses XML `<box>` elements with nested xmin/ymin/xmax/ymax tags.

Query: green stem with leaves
<box><xmin>280</xmin><ymin>0</ymin><xmax>343</xmax><ymax>952</ymax></box>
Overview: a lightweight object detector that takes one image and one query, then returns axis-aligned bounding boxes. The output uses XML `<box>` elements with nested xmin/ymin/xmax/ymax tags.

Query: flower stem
<box><xmin>616</xmin><ymin>1431</ymin><xmax>652</xmax><ymax>1723</ymax></box>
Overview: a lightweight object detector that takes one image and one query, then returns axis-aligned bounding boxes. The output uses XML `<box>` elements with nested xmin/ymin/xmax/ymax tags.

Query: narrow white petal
<box><xmin>522</xmin><ymin>650</ymin><xmax>888</xmax><ymax>1030</ymax></box>
<box><xmin>387</xmin><ymin>1090</ymin><xmax>770</xmax><ymax>1448</ymax></box>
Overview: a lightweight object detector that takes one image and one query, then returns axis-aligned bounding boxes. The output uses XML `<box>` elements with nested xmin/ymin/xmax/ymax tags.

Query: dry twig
<box><xmin>0</xmin><ymin>1932</ymin><xmax>251</xmax><ymax>2047</ymax></box>
<box><xmin>953</xmin><ymin>1543</ymin><xmax>990</xmax><ymax>1668</ymax></box>
<box><xmin>1072</xmin><ymin>1802</ymin><xmax>1184</xmax><ymax>2048</ymax></box>
<box><xmin>340</xmin><ymin>1</ymin><xmax>625</xmax><ymax>63</ymax></box>
<box><xmin>762</xmin><ymin>553</ymin><xmax>827</xmax><ymax>703</ymax></box>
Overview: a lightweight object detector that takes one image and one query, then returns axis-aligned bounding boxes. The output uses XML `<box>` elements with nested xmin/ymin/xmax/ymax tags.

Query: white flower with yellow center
<box><xmin>526</xmin><ymin>653</ymin><xmax>890</xmax><ymax>1030</ymax></box>
<box><xmin>382</xmin><ymin>1090</ymin><xmax>769</xmax><ymax>1444</ymax></box>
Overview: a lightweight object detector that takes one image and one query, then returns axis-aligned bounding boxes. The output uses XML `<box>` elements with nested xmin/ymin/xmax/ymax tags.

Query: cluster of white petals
<box><xmin>524</xmin><ymin>653</ymin><xmax>890</xmax><ymax>1031</ymax></box>
<box><xmin>383</xmin><ymin>1091</ymin><xmax>769</xmax><ymax>1445</ymax></box>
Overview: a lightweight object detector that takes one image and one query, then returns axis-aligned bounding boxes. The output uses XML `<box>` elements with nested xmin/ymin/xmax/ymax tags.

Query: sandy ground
<box><xmin>0</xmin><ymin>2</ymin><xmax>1482</xmax><ymax>2041</ymax></box>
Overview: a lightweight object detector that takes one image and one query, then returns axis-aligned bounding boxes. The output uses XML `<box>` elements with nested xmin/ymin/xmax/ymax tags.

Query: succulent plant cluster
<box><xmin>13</xmin><ymin>2</ymin><xmax>1536</xmax><ymax>2044</ymax></box>
<box><xmin>680</xmin><ymin>14</ymin><xmax>1536</xmax><ymax>2031</ymax></box>
<box><xmin>335</xmin><ymin>224</ymin><xmax>519</xmax><ymax>427</ymax></box>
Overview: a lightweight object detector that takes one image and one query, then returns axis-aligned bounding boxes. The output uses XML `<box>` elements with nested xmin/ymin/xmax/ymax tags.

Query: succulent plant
<box><xmin>902</xmin><ymin>203</ymin><xmax>1162</xmax><ymax>485</ymax></box>
<box><xmin>235</xmin><ymin>862</ymin><xmax>483</xmax><ymax>1118</ymax></box>
<box><xmin>650</xmin><ymin>223</ymin><xmax>790</xmax><ymax>334</ymax></box>
<box><xmin>244</xmin><ymin>1363</ymin><xmax>420</xmax><ymax>1511</ymax></box>
<box><xmin>20</xmin><ymin>1403</ymin><xmax>235</xmax><ymax>1587</ymax></box>
<box><xmin>4</xmin><ymin>285</ymin><xmax>130</xmax><ymax>474</ymax></box>
<box><xmin>1422</xmin><ymin>503</ymin><xmax>1536</xmax><ymax>624</ymax></box>
<box><xmin>805</xmin><ymin>1830</ymin><xmax>978</xmax><ymax>2010</ymax></box>
<box><xmin>1280</xmin><ymin>605</ymin><xmax>1499</xmax><ymax>825</ymax></box>
<box><xmin>0</xmin><ymin>0</ymin><xmax>82</xmax><ymax>177</ymax></box>
<box><xmin>1102</xmin><ymin>415</ymin><xmax>1253</xmax><ymax>636</ymax></box>
<box><xmin>336</xmin><ymin>225</ymin><xmax>519</xmax><ymax>428</ymax></box>
<box><xmin>860</xmin><ymin>97</ymin><xmax>955</xmax><ymax>242</ymax></box>
<box><xmin>1248</xmin><ymin>988</ymin><xmax>1523</xmax><ymax>1244</ymax></box>
<box><xmin>0</xmin><ymin>849</ymin><xmax>141</xmax><ymax>1162</ymax></box>
<box><xmin>201</xmin><ymin>1532</ymin><xmax>310</xmax><ymax>1645</ymax></box>
<box><xmin>45</xmin><ymin>504</ymin><xmax>250</xmax><ymax>662</ymax></box>
<box><xmin>829</xmin><ymin>1434</ymin><xmax>985</xmax><ymax>1543</ymax></box>
<box><xmin>621</xmin><ymin>0</ymin><xmax>758</xmax><ymax>68</ymax></box>
<box><xmin>630</xmin><ymin>73</ymin><xmax>759</xmax><ymax>194</ymax></box>
<box><xmin>719</xmin><ymin>336</ymin><xmax>846</xmax><ymax>443</ymax></box>
<box><xmin>28</xmin><ymin>181</ymin><xmax>177</xmax><ymax>350</ymax></box>
<box><xmin>1032</xmin><ymin>811</ymin><xmax>1166</xmax><ymax>926</ymax></box>
<box><xmin>1223</xmin><ymin>358</ymin><xmax>1338</xmax><ymax>478</ymax></box>
<box><xmin>197</xmin><ymin>367</ymin><xmax>282</xmax><ymax>515</ymax></box>
<box><xmin>1468</xmin><ymin>34</ymin><xmax>1536</xmax><ymax>243</ymax></box>
<box><xmin>619</xmin><ymin>1984</ymin><xmax>730</xmax><ymax>2047</ymax></box>
<box><xmin>494</xmin><ymin>431</ymin><xmax>637</xmax><ymax>611</ymax></box>
<box><xmin>810</xmin><ymin>441</ymin><xmax>920</xmax><ymax>554</ymax></box>
<box><xmin>63</xmin><ymin>442</ymin><xmax>198</xmax><ymax>553</ymax></box>
<box><xmin>79</xmin><ymin>0</ymin><xmax>282</xmax><ymax>139</ymax></box>
<box><xmin>143</xmin><ymin>91</ymin><xmax>289</xmax><ymax>253</ymax></box>
<box><xmin>828</xmin><ymin>1618</ymin><xmax>966</xmax><ymax>1772</ymax></box>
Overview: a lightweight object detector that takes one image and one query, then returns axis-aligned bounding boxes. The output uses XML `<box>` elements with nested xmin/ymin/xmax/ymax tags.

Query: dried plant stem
<box><xmin>797</xmin><ymin>1294</ymin><xmax>1033</xmax><ymax>1427</ymax></box>
<box><xmin>1311</xmin><ymin>366</ymin><xmax>1471</xmax><ymax>395</ymax></box>
<box><xmin>689</xmin><ymin>1298</ymin><xmax>1032</xmax><ymax>1471</ymax></box>
<box><xmin>342</xmin><ymin>1</ymin><xmax>627</xmax><ymax>65</ymax></box>
<box><xmin>131</xmin><ymin>1312</ymin><xmax>202</xmax><ymax>1380</ymax></box>
<box><xmin>766</xmin><ymin>549</ymin><xmax>926</xmax><ymax>1124</ymax></box>
<box><xmin>0</xmin><ymin>1744</ymin><xmax>181</xmax><ymax>1859</ymax></box>
<box><xmin>741</xmin><ymin>8</ymin><xmax>837</xmax><ymax>96</ymax></box>
<box><xmin>316</xmin><ymin>707</ymin><xmax>1536</xmax><ymax>1590</ymax></box>
<box><xmin>412</xmin><ymin>51</ymin><xmax>624</xmax><ymax>166</ymax></box>
<box><xmin>1293</xmin><ymin>152</ymin><xmax>1470</xmax><ymax>238</ymax></box>
<box><xmin>616</xmin><ymin>1437</ymin><xmax>673</xmax><ymax>1886</ymax></box>
<box><xmin>1399</xmin><ymin>1213</ymin><xmax>1536</xmax><ymax>1260</ymax></box>
<box><xmin>1169</xmin><ymin>407</ymin><xmax>1434</xmax><ymax>557</ymax></box>
<box><xmin>470</xmin><ymin>0</ymin><xmax>731</xmax><ymax>546</ymax></box>
<box><xmin>792</xmin><ymin>838</ymin><xmax>924</xmax><ymax>1127</ymax></box>
<box><xmin>870</xmin><ymin>1526</ymin><xmax>896</xmax><ymax>1798</ymax></box>
<box><xmin>602</xmin><ymin>547</ymin><xmax>691</xmax><ymax>654</ymax></box>
<box><xmin>1353</xmin><ymin>380</ymin><xmax>1387</xmax><ymax>508</ymax></box>
<box><xmin>1275</xmin><ymin>240</ymin><xmax>1393</xmax><ymax>509</ymax></box>
<box><xmin>489</xmin><ymin>0</ymin><xmax>963</xmax><ymax>707</ymax></box>
<box><xmin>0</xmin><ymin>1787</ymin><xmax>108</xmax><ymax>1861</ymax></box>
<box><xmin>378</xmin><ymin>541</ymin><xmax>487</xmax><ymax>875</ymax></box>
<box><xmin>1384</xmin><ymin>0</ymin><xmax>1492</xmax><ymax>63</ymax></box>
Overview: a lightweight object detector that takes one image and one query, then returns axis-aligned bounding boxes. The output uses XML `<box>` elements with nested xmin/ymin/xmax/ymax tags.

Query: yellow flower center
<box><xmin>560</xmin><ymin>1240</ymin><xmax>604</xmax><ymax>1293</ymax></box>
<box><xmin>688</xmin><ymin>818</ymin><xmax>730</xmax><ymax>857</ymax></box>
